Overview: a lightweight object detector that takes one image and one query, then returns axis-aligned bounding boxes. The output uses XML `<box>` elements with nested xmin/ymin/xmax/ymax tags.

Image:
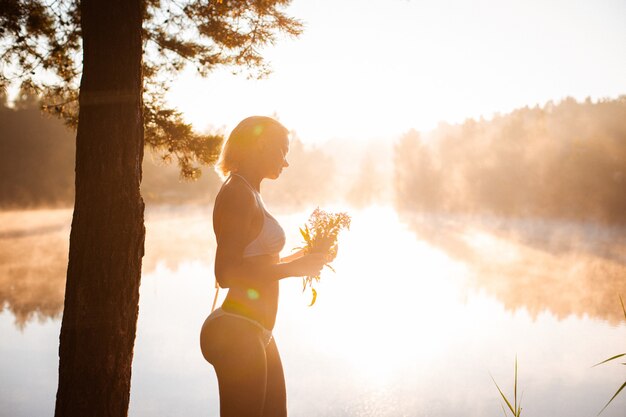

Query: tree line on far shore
<box><xmin>0</xmin><ymin>93</ymin><xmax>341</xmax><ymax>209</ymax></box>
<box><xmin>394</xmin><ymin>96</ymin><xmax>626</xmax><ymax>224</ymax></box>
<box><xmin>3</xmin><ymin>93</ymin><xmax>625</xmax><ymax>223</ymax></box>
<box><xmin>0</xmin><ymin>95</ymin><xmax>221</xmax><ymax>208</ymax></box>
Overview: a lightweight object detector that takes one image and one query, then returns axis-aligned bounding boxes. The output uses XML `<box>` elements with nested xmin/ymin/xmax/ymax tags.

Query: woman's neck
<box><xmin>233</xmin><ymin>168</ymin><xmax>262</xmax><ymax>192</ymax></box>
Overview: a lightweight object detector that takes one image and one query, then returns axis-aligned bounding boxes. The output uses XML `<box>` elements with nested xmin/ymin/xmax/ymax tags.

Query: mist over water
<box><xmin>402</xmin><ymin>212</ymin><xmax>626</xmax><ymax>323</ymax></box>
<box><xmin>1</xmin><ymin>96</ymin><xmax>625</xmax><ymax>416</ymax></box>
<box><xmin>3</xmin><ymin>203</ymin><xmax>623</xmax><ymax>328</ymax></box>
<box><xmin>1</xmin><ymin>204</ymin><xmax>625</xmax><ymax>416</ymax></box>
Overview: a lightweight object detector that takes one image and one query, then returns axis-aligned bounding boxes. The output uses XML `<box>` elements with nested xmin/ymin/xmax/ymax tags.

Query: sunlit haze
<box><xmin>2</xmin><ymin>1</ymin><xmax>626</xmax><ymax>415</ymax></box>
<box><xmin>166</xmin><ymin>0</ymin><xmax>626</xmax><ymax>143</ymax></box>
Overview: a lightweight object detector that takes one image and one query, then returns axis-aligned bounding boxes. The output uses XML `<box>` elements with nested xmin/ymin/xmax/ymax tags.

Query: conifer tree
<box><xmin>1</xmin><ymin>1</ymin><xmax>301</xmax><ymax>415</ymax></box>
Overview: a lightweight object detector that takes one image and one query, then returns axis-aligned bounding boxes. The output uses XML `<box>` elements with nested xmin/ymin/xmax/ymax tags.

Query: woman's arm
<box><xmin>279</xmin><ymin>249</ymin><xmax>306</xmax><ymax>263</ymax></box>
<box><xmin>217</xmin><ymin>254</ymin><xmax>324</xmax><ymax>288</ymax></box>
<box><xmin>213</xmin><ymin>184</ymin><xmax>324</xmax><ymax>288</ymax></box>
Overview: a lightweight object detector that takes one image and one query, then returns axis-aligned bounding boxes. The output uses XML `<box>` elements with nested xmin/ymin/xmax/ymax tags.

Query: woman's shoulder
<box><xmin>212</xmin><ymin>176</ymin><xmax>261</xmax><ymax>237</ymax></box>
<box><xmin>214</xmin><ymin>176</ymin><xmax>258</xmax><ymax>215</ymax></box>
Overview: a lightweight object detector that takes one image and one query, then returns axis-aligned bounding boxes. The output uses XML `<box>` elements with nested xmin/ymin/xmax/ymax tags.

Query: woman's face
<box><xmin>260</xmin><ymin>134</ymin><xmax>290</xmax><ymax>180</ymax></box>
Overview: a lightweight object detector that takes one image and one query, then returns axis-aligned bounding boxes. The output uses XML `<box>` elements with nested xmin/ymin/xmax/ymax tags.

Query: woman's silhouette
<box><xmin>200</xmin><ymin>116</ymin><xmax>327</xmax><ymax>417</ymax></box>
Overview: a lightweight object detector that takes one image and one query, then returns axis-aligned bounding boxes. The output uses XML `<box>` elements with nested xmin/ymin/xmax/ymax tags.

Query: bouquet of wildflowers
<box><xmin>297</xmin><ymin>208</ymin><xmax>351</xmax><ymax>306</ymax></box>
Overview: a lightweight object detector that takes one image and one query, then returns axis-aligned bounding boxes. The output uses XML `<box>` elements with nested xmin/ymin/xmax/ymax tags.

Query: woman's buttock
<box><xmin>200</xmin><ymin>309</ymin><xmax>272</xmax><ymax>364</ymax></box>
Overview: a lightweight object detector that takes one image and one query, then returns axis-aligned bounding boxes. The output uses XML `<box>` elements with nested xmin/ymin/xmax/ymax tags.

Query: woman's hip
<box><xmin>200</xmin><ymin>308</ymin><xmax>273</xmax><ymax>364</ymax></box>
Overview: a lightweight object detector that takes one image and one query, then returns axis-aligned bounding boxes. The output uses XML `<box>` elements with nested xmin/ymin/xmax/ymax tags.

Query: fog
<box><xmin>1</xmin><ymin>95</ymin><xmax>625</xmax><ymax>327</ymax></box>
<box><xmin>394</xmin><ymin>97</ymin><xmax>626</xmax><ymax>224</ymax></box>
<box><xmin>402</xmin><ymin>212</ymin><xmax>626</xmax><ymax>324</ymax></box>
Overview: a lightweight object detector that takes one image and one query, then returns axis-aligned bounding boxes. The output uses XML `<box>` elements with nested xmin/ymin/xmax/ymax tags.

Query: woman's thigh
<box><xmin>262</xmin><ymin>337</ymin><xmax>287</xmax><ymax>417</ymax></box>
<box><xmin>203</xmin><ymin>316</ymin><xmax>269</xmax><ymax>417</ymax></box>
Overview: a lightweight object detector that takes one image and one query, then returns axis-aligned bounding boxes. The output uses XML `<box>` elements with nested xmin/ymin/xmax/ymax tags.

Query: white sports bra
<box><xmin>230</xmin><ymin>174</ymin><xmax>286</xmax><ymax>258</ymax></box>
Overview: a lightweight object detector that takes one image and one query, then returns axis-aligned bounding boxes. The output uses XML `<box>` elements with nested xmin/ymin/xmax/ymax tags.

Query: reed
<box><xmin>491</xmin><ymin>356</ymin><xmax>522</xmax><ymax>417</ymax></box>
<box><xmin>593</xmin><ymin>294</ymin><xmax>626</xmax><ymax>415</ymax></box>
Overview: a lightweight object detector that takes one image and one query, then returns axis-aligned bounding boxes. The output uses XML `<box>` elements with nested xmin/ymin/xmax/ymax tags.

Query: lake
<box><xmin>1</xmin><ymin>205</ymin><xmax>625</xmax><ymax>417</ymax></box>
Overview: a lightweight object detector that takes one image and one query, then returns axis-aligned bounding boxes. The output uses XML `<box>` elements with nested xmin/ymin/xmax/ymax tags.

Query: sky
<box><xmin>166</xmin><ymin>0</ymin><xmax>626</xmax><ymax>144</ymax></box>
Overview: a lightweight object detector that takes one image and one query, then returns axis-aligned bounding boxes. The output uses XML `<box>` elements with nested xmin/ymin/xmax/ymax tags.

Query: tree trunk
<box><xmin>55</xmin><ymin>0</ymin><xmax>144</xmax><ymax>416</ymax></box>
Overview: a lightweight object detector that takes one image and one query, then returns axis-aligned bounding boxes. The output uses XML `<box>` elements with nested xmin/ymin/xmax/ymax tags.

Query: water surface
<box><xmin>1</xmin><ymin>206</ymin><xmax>624</xmax><ymax>417</ymax></box>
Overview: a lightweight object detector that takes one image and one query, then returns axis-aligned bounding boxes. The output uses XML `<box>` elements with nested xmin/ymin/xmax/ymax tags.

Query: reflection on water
<box><xmin>401</xmin><ymin>213</ymin><xmax>626</xmax><ymax>324</ymax></box>
<box><xmin>2</xmin><ymin>206</ymin><xmax>623</xmax><ymax>326</ymax></box>
<box><xmin>0</xmin><ymin>206</ymin><xmax>215</xmax><ymax>327</ymax></box>
<box><xmin>0</xmin><ymin>209</ymin><xmax>70</xmax><ymax>327</ymax></box>
<box><xmin>1</xmin><ymin>205</ymin><xmax>624</xmax><ymax>417</ymax></box>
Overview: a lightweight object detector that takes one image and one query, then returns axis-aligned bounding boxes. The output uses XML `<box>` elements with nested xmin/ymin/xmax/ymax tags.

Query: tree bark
<box><xmin>55</xmin><ymin>0</ymin><xmax>145</xmax><ymax>416</ymax></box>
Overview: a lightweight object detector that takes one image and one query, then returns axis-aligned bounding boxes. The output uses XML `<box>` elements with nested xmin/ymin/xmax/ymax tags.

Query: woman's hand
<box><xmin>312</xmin><ymin>235</ymin><xmax>334</xmax><ymax>254</ymax></box>
<box><xmin>288</xmin><ymin>252</ymin><xmax>327</xmax><ymax>277</ymax></box>
<box><xmin>280</xmin><ymin>248</ymin><xmax>306</xmax><ymax>263</ymax></box>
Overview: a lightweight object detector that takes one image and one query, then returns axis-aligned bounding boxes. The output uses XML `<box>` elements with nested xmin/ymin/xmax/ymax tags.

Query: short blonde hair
<box><xmin>216</xmin><ymin>116</ymin><xmax>288</xmax><ymax>178</ymax></box>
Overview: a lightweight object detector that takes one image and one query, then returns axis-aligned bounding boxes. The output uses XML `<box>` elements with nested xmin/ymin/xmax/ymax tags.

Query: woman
<box><xmin>200</xmin><ymin>116</ymin><xmax>327</xmax><ymax>417</ymax></box>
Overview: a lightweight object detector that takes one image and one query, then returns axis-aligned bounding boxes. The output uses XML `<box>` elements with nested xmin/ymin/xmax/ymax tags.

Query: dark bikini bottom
<box><xmin>202</xmin><ymin>307</ymin><xmax>273</xmax><ymax>347</ymax></box>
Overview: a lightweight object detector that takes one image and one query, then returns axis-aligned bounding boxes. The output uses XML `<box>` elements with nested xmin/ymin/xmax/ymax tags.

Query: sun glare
<box><xmin>166</xmin><ymin>0</ymin><xmax>626</xmax><ymax>145</ymax></box>
<box><xmin>277</xmin><ymin>206</ymin><xmax>472</xmax><ymax>383</ymax></box>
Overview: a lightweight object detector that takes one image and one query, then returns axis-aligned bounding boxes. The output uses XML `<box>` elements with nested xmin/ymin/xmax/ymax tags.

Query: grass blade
<box><xmin>593</xmin><ymin>353</ymin><xmax>626</xmax><ymax>367</ymax></box>
<box><xmin>514</xmin><ymin>357</ymin><xmax>518</xmax><ymax>415</ymax></box>
<box><xmin>491</xmin><ymin>374</ymin><xmax>516</xmax><ymax>415</ymax></box>
<box><xmin>598</xmin><ymin>381</ymin><xmax>626</xmax><ymax>415</ymax></box>
<box><xmin>299</xmin><ymin>227</ymin><xmax>310</xmax><ymax>244</ymax></box>
<box><xmin>593</xmin><ymin>294</ymin><xmax>625</xmax><ymax>415</ymax></box>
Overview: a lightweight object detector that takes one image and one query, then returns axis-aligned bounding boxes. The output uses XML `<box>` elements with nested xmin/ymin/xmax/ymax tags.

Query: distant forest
<box><xmin>0</xmin><ymin>94</ymin><xmax>76</xmax><ymax>207</ymax></box>
<box><xmin>3</xmin><ymin>94</ymin><xmax>625</xmax><ymax>222</ymax></box>
<box><xmin>0</xmin><ymin>94</ymin><xmax>220</xmax><ymax>207</ymax></box>
<box><xmin>0</xmin><ymin>94</ymin><xmax>341</xmax><ymax>209</ymax></box>
<box><xmin>394</xmin><ymin>97</ymin><xmax>626</xmax><ymax>224</ymax></box>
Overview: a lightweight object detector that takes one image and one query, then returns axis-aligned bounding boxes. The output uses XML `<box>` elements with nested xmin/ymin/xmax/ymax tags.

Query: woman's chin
<box><xmin>267</xmin><ymin>171</ymin><xmax>282</xmax><ymax>180</ymax></box>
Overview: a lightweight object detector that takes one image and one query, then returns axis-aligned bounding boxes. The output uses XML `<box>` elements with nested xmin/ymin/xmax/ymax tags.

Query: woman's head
<box><xmin>216</xmin><ymin>116</ymin><xmax>290</xmax><ymax>179</ymax></box>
